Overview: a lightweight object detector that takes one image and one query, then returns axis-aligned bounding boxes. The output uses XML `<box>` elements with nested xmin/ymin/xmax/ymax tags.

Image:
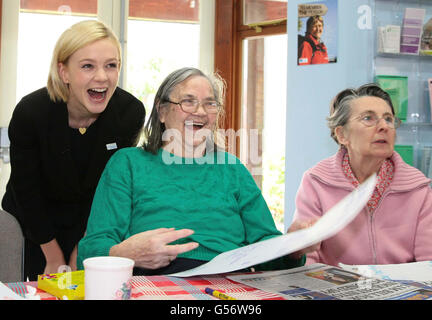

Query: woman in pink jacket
<box><xmin>293</xmin><ymin>83</ymin><xmax>432</xmax><ymax>266</ymax></box>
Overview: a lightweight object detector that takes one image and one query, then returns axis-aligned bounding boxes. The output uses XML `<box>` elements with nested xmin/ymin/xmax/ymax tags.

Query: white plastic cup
<box><xmin>83</xmin><ymin>256</ymin><xmax>135</xmax><ymax>300</ymax></box>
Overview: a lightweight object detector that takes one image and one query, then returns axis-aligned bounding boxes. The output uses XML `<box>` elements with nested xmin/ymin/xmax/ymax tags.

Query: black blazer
<box><xmin>2</xmin><ymin>87</ymin><xmax>145</xmax><ymax>246</ymax></box>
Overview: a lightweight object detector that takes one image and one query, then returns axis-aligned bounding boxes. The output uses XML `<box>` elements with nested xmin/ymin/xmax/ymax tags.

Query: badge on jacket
<box><xmin>106</xmin><ymin>142</ymin><xmax>118</xmax><ymax>150</ymax></box>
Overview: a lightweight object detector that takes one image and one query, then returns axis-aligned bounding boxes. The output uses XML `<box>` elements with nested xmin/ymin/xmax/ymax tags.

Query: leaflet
<box><xmin>169</xmin><ymin>174</ymin><xmax>377</xmax><ymax>277</ymax></box>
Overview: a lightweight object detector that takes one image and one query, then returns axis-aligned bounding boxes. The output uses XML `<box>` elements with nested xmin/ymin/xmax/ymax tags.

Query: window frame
<box><xmin>214</xmin><ymin>0</ymin><xmax>286</xmax><ymax>137</ymax></box>
<box><xmin>0</xmin><ymin>0</ymin><xmax>2</xmax><ymax>57</ymax></box>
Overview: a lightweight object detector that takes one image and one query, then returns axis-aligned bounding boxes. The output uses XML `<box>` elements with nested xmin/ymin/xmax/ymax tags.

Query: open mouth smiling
<box><xmin>88</xmin><ymin>88</ymin><xmax>107</xmax><ymax>102</ymax></box>
<box><xmin>185</xmin><ymin>120</ymin><xmax>206</xmax><ymax>131</ymax></box>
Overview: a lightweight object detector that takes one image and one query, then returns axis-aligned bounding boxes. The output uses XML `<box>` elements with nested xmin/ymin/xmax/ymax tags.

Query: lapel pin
<box><xmin>106</xmin><ymin>142</ymin><xmax>118</xmax><ymax>150</ymax></box>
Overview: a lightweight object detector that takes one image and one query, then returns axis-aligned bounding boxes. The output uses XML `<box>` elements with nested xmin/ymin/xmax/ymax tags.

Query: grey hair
<box><xmin>327</xmin><ymin>83</ymin><xmax>395</xmax><ymax>145</ymax></box>
<box><xmin>141</xmin><ymin>67</ymin><xmax>226</xmax><ymax>154</ymax></box>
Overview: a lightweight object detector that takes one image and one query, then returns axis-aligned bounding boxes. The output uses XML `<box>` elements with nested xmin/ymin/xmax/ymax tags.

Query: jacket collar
<box><xmin>309</xmin><ymin>148</ymin><xmax>430</xmax><ymax>192</ymax></box>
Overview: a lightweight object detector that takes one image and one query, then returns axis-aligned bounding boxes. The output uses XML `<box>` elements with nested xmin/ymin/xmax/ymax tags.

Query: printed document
<box><xmin>169</xmin><ymin>174</ymin><xmax>377</xmax><ymax>277</ymax></box>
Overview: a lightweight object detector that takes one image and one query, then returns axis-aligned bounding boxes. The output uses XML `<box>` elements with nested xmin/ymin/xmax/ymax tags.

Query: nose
<box><xmin>193</xmin><ymin>102</ymin><xmax>208</xmax><ymax>115</ymax></box>
<box><xmin>376</xmin><ymin>118</ymin><xmax>390</xmax><ymax>131</ymax></box>
<box><xmin>94</xmin><ymin>67</ymin><xmax>108</xmax><ymax>82</ymax></box>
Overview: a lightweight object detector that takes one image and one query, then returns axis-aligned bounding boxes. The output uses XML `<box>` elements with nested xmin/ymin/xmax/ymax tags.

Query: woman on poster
<box><xmin>298</xmin><ymin>15</ymin><xmax>329</xmax><ymax>65</ymax></box>
<box><xmin>2</xmin><ymin>20</ymin><xmax>145</xmax><ymax>280</ymax></box>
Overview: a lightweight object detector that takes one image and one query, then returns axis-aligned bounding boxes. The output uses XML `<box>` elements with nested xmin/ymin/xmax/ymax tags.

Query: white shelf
<box><xmin>376</xmin><ymin>52</ymin><xmax>432</xmax><ymax>58</ymax></box>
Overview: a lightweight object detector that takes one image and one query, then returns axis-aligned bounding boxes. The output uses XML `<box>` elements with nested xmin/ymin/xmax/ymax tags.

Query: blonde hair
<box><xmin>47</xmin><ymin>20</ymin><xmax>121</xmax><ymax>103</ymax></box>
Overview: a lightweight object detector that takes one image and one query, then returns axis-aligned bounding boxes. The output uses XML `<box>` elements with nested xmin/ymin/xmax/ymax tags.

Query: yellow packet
<box><xmin>37</xmin><ymin>270</ymin><xmax>84</xmax><ymax>300</ymax></box>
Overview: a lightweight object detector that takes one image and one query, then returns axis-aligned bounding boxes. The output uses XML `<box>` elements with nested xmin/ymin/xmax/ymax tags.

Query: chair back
<box><xmin>0</xmin><ymin>209</ymin><xmax>24</xmax><ymax>282</ymax></box>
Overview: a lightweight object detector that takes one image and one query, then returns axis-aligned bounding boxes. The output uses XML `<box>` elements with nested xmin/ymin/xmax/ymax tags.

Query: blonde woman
<box><xmin>2</xmin><ymin>20</ymin><xmax>145</xmax><ymax>280</ymax></box>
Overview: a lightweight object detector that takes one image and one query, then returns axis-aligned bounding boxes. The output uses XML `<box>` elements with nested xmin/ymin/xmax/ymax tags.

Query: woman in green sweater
<box><xmin>77</xmin><ymin>67</ymin><xmax>310</xmax><ymax>274</ymax></box>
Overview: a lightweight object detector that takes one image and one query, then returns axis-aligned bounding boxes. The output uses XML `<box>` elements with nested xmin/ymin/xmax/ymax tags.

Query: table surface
<box><xmin>6</xmin><ymin>273</ymin><xmax>286</xmax><ymax>300</ymax></box>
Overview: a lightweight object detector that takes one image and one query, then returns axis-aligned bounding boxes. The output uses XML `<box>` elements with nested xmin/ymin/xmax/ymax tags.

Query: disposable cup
<box><xmin>83</xmin><ymin>256</ymin><xmax>134</xmax><ymax>300</ymax></box>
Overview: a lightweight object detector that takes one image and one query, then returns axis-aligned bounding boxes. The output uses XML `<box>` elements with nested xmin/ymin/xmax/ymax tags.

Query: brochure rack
<box><xmin>374</xmin><ymin>0</ymin><xmax>432</xmax><ymax>176</ymax></box>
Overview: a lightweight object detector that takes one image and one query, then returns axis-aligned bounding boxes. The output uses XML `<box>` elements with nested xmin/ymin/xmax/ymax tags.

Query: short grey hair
<box><xmin>327</xmin><ymin>83</ymin><xmax>395</xmax><ymax>145</ymax></box>
<box><xmin>142</xmin><ymin>67</ymin><xmax>226</xmax><ymax>154</ymax></box>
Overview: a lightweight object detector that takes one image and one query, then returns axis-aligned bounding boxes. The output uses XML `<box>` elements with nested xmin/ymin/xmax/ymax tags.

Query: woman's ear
<box><xmin>158</xmin><ymin>105</ymin><xmax>166</xmax><ymax>123</ymax></box>
<box><xmin>58</xmin><ymin>62</ymin><xmax>69</xmax><ymax>84</ymax></box>
<box><xmin>334</xmin><ymin>126</ymin><xmax>348</xmax><ymax>146</ymax></box>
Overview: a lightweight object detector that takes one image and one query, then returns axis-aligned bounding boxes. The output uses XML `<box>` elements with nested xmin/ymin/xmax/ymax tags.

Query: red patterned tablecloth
<box><xmin>7</xmin><ymin>274</ymin><xmax>286</xmax><ymax>300</ymax></box>
<box><xmin>129</xmin><ymin>274</ymin><xmax>285</xmax><ymax>300</ymax></box>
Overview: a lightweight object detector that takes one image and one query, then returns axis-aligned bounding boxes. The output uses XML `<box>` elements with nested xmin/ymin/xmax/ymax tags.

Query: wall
<box><xmin>284</xmin><ymin>0</ymin><xmax>375</xmax><ymax>229</ymax></box>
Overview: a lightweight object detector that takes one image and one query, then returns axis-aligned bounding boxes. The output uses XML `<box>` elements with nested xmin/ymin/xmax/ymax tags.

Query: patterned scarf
<box><xmin>342</xmin><ymin>151</ymin><xmax>394</xmax><ymax>213</ymax></box>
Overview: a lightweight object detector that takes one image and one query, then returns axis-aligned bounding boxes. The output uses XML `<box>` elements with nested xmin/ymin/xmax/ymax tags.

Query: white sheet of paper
<box><xmin>168</xmin><ymin>174</ymin><xmax>377</xmax><ymax>277</ymax></box>
<box><xmin>339</xmin><ymin>261</ymin><xmax>432</xmax><ymax>282</ymax></box>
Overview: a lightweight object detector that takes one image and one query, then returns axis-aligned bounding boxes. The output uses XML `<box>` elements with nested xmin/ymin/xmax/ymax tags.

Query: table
<box><xmin>6</xmin><ymin>273</ymin><xmax>286</xmax><ymax>300</ymax></box>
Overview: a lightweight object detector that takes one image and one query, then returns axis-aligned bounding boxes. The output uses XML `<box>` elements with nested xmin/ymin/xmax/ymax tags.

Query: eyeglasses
<box><xmin>354</xmin><ymin>112</ymin><xmax>401</xmax><ymax>129</ymax></box>
<box><xmin>166</xmin><ymin>98</ymin><xmax>220</xmax><ymax>114</ymax></box>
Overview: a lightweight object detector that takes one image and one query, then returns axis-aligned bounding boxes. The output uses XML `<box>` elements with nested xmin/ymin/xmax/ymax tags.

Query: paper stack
<box><xmin>378</xmin><ymin>25</ymin><xmax>401</xmax><ymax>54</ymax></box>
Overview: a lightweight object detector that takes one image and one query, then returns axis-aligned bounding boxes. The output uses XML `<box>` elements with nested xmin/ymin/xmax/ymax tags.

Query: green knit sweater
<box><xmin>77</xmin><ymin>148</ymin><xmax>304</xmax><ymax>270</ymax></box>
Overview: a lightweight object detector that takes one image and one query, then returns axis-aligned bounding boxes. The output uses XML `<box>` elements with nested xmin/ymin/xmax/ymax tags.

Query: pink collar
<box><xmin>342</xmin><ymin>150</ymin><xmax>394</xmax><ymax>213</ymax></box>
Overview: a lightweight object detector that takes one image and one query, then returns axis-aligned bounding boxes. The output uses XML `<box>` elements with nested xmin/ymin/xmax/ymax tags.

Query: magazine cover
<box><xmin>298</xmin><ymin>0</ymin><xmax>338</xmax><ymax>66</ymax></box>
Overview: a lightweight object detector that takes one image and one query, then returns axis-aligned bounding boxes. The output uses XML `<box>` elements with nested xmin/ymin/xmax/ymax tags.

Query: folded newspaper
<box><xmin>339</xmin><ymin>261</ymin><xmax>432</xmax><ymax>282</ymax></box>
<box><xmin>228</xmin><ymin>263</ymin><xmax>432</xmax><ymax>300</ymax></box>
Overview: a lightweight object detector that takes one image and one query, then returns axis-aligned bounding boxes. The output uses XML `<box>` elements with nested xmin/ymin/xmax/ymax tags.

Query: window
<box><xmin>0</xmin><ymin>0</ymin><xmax>3</xmax><ymax>56</ymax></box>
<box><xmin>215</xmin><ymin>0</ymin><xmax>287</xmax><ymax>231</ymax></box>
<box><xmin>243</xmin><ymin>0</ymin><xmax>287</xmax><ymax>25</ymax></box>
<box><xmin>127</xmin><ymin>0</ymin><xmax>200</xmax><ymax>118</ymax></box>
<box><xmin>17</xmin><ymin>0</ymin><xmax>97</xmax><ymax>102</ymax></box>
<box><xmin>15</xmin><ymin>0</ymin><xmax>203</xmax><ymax>112</ymax></box>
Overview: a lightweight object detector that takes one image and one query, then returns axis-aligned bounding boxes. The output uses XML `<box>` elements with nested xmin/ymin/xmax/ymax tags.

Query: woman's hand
<box><xmin>109</xmin><ymin>228</ymin><xmax>199</xmax><ymax>269</ymax></box>
<box><xmin>287</xmin><ymin>219</ymin><xmax>321</xmax><ymax>259</ymax></box>
<box><xmin>68</xmin><ymin>245</ymin><xmax>78</xmax><ymax>271</ymax></box>
<box><xmin>41</xmin><ymin>238</ymin><xmax>67</xmax><ymax>275</ymax></box>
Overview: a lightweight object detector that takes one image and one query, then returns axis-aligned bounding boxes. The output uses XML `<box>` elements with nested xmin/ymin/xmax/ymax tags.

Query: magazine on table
<box><xmin>227</xmin><ymin>263</ymin><xmax>432</xmax><ymax>300</ymax></box>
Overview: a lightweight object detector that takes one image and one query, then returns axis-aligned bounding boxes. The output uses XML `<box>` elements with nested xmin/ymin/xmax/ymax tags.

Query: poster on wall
<box><xmin>298</xmin><ymin>0</ymin><xmax>338</xmax><ymax>66</ymax></box>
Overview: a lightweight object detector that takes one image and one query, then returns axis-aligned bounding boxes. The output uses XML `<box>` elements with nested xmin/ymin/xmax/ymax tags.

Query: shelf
<box><xmin>400</xmin><ymin>121</ymin><xmax>432</xmax><ymax>127</ymax></box>
<box><xmin>377</xmin><ymin>51</ymin><xmax>432</xmax><ymax>58</ymax></box>
<box><xmin>374</xmin><ymin>0</ymin><xmax>432</xmax><ymax>172</ymax></box>
<box><xmin>376</xmin><ymin>51</ymin><xmax>432</xmax><ymax>59</ymax></box>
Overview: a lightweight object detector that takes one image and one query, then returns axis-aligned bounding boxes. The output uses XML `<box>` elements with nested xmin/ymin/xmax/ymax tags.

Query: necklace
<box><xmin>78</xmin><ymin>127</ymin><xmax>87</xmax><ymax>135</ymax></box>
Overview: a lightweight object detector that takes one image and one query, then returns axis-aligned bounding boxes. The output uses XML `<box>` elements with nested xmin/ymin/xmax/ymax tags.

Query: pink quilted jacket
<box><xmin>293</xmin><ymin>149</ymin><xmax>432</xmax><ymax>266</ymax></box>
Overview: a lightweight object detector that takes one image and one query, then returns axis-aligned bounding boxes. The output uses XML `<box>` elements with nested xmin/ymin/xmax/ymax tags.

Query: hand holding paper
<box><xmin>168</xmin><ymin>174</ymin><xmax>377</xmax><ymax>277</ymax></box>
<box><xmin>286</xmin><ymin>219</ymin><xmax>320</xmax><ymax>259</ymax></box>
